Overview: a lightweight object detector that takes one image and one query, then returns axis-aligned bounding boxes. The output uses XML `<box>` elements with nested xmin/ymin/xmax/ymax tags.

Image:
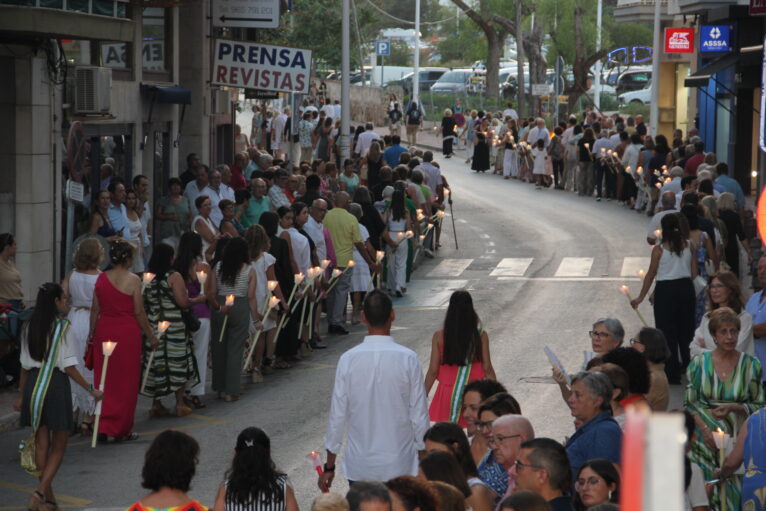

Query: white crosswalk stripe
<box><xmin>489</xmin><ymin>257</ymin><xmax>534</xmax><ymax>277</ymax></box>
<box><xmin>427</xmin><ymin>258</ymin><xmax>473</xmax><ymax>277</ymax></box>
<box><xmin>554</xmin><ymin>257</ymin><xmax>594</xmax><ymax>277</ymax></box>
<box><xmin>621</xmin><ymin>257</ymin><xmax>651</xmax><ymax>277</ymax></box>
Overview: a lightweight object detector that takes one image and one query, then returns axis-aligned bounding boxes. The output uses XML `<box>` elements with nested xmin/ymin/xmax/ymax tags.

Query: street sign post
<box><xmin>531</xmin><ymin>84</ymin><xmax>552</xmax><ymax>96</ymax></box>
<box><xmin>212</xmin><ymin>0</ymin><xmax>279</xmax><ymax>28</ymax></box>
<box><xmin>375</xmin><ymin>40</ymin><xmax>390</xmax><ymax>87</ymax></box>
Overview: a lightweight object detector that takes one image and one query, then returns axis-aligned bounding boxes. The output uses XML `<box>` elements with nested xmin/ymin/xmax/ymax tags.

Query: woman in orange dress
<box><xmin>88</xmin><ymin>239</ymin><xmax>158</xmax><ymax>442</ymax></box>
<box><xmin>425</xmin><ymin>291</ymin><xmax>496</xmax><ymax>426</ymax></box>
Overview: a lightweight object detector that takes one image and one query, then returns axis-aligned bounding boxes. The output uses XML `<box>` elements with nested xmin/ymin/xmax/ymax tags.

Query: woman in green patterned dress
<box><xmin>142</xmin><ymin>244</ymin><xmax>204</xmax><ymax>417</ymax></box>
<box><xmin>685</xmin><ymin>307</ymin><xmax>766</xmax><ymax>511</ymax></box>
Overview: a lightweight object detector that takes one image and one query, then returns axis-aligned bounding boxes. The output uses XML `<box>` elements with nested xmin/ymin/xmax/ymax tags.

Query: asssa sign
<box><xmin>212</xmin><ymin>40</ymin><xmax>312</xmax><ymax>94</ymax></box>
<box><xmin>664</xmin><ymin>28</ymin><xmax>695</xmax><ymax>53</ymax></box>
<box><xmin>700</xmin><ymin>25</ymin><xmax>731</xmax><ymax>53</ymax></box>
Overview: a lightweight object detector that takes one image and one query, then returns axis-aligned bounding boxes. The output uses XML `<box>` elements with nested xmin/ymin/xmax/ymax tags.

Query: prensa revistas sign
<box><xmin>212</xmin><ymin>40</ymin><xmax>312</xmax><ymax>94</ymax></box>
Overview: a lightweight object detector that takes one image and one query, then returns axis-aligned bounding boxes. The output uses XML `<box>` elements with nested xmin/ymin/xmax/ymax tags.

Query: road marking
<box><xmin>427</xmin><ymin>258</ymin><xmax>473</xmax><ymax>277</ymax></box>
<box><xmin>621</xmin><ymin>256</ymin><xmax>651</xmax><ymax>277</ymax></box>
<box><xmin>554</xmin><ymin>257</ymin><xmax>594</xmax><ymax>277</ymax></box>
<box><xmin>490</xmin><ymin>258</ymin><xmax>533</xmax><ymax>277</ymax></box>
<box><xmin>395</xmin><ymin>279</ymin><xmax>469</xmax><ymax>308</ymax></box>
<box><xmin>0</xmin><ymin>481</ymin><xmax>91</xmax><ymax>509</ymax></box>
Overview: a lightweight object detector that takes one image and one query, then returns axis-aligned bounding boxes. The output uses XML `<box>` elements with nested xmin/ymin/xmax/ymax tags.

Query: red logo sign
<box><xmin>751</xmin><ymin>0</ymin><xmax>766</xmax><ymax>15</ymax></box>
<box><xmin>664</xmin><ymin>28</ymin><xmax>695</xmax><ymax>53</ymax></box>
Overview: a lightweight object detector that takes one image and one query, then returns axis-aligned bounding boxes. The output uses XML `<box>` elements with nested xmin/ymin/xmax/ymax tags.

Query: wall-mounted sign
<box><xmin>212</xmin><ymin>0</ymin><xmax>279</xmax><ymax>28</ymax></box>
<box><xmin>664</xmin><ymin>28</ymin><xmax>695</xmax><ymax>53</ymax></box>
<box><xmin>700</xmin><ymin>25</ymin><xmax>731</xmax><ymax>53</ymax></box>
<box><xmin>212</xmin><ymin>40</ymin><xmax>312</xmax><ymax>94</ymax></box>
<box><xmin>751</xmin><ymin>0</ymin><xmax>766</xmax><ymax>15</ymax></box>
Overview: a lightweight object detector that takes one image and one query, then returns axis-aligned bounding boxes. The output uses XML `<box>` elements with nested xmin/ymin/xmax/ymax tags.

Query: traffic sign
<box><xmin>212</xmin><ymin>0</ymin><xmax>279</xmax><ymax>28</ymax></box>
<box><xmin>531</xmin><ymin>84</ymin><xmax>552</xmax><ymax>96</ymax></box>
<box><xmin>375</xmin><ymin>41</ymin><xmax>391</xmax><ymax>56</ymax></box>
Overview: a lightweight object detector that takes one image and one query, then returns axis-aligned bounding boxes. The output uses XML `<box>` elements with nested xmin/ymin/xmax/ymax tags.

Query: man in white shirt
<box><xmin>302</xmin><ymin>198</ymin><xmax>331</xmax><ymax>350</ymax></box>
<box><xmin>304</xmin><ymin>98</ymin><xmax>318</xmax><ymax>114</ymax></box>
<box><xmin>202</xmin><ymin>167</ymin><xmax>235</xmax><ymax>227</ymax></box>
<box><xmin>354</xmin><ymin>122</ymin><xmax>382</xmax><ymax>158</ymax></box>
<box><xmin>333</xmin><ymin>99</ymin><xmax>341</xmax><ymax>121</ymax></box>
<box><xmin>184</xmin><ymin>166</ymin><xmax>209</xmax><ymax>216</ymax></box>
<box><xmin>321</xmin><ymin>99</ymin><xmax>335</xmax><ymax>120</ymax></box>
<box><xmin>502</xmin><ymin>102</ymin><xmax>519</xmax><ymax>121</ymax></box>
<box><xmin>271</xmin><ymin>108</ymin><xmax>289</xmax><ymax>160</ymax></box>
<box><xmin>525</xmin><ymin>118</ymin><xmax>550</xmax><ymax>147</ymax></box>
<box><xmin>319</xmin><ymin>290</ymin><xmax>430</xmax><ymax>489</ymax></box>
<box><xmin>646</xmin><ymin>191</ymin><xmax>677</xmax><ymax>244</ymax></box>
<box><xmin>418</xmin><ymin>151</ymin><xmax>443</xmax><ymax>197</ymax></box>
<box><xmin>659</xmin><ymin>166</ymin><xmax>684</xmax><ymax>196</ymax></box>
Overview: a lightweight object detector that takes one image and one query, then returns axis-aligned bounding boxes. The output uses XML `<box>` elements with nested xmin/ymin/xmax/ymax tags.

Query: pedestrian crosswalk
<box><xmin>425</xmin><ymin>256</ymin><xmax>650</xmax><ymax>280</ymax></box>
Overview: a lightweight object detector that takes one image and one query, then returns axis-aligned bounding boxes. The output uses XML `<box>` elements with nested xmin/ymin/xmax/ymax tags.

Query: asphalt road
<box><xmin>0</xmin><ymin>150</ymin><xmax>679</xmax><ymax>510</ymax></box>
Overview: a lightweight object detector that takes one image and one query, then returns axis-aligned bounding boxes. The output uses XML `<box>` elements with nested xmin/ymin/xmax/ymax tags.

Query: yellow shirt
<box><xmin>0</xmin><ymin>258</ymin><xmax>22</xmax><ymax>302</ymax></box>
<box><xmin>323</xmin><ymin>208</ymin><xmax>361</xmax><ymax>268</ymax></box>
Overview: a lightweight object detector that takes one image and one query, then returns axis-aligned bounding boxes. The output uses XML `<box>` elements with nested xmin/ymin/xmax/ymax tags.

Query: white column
<box><xmin>412</xmin><ymin>0</ymin><xmax>421</xmax><ymax>104</ymax></box>
<box><xmin>340</xmin><ymin>0</ymin><xmax>351</xmax><ymax>161</ymax></box>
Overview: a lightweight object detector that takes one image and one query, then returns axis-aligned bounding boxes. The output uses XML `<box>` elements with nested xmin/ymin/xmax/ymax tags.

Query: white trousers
<box><xmin>189</xmin><ymin>318</ymin><xmax>211</xmax><ymax>396</ymax></box>
<box><xmin>387</xmin><ymin>241</ymin><xmax>408</xmax><ymax>292</ymax></box>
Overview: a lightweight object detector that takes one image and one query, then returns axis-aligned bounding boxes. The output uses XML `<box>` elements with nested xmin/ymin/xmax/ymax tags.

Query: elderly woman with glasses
<box><xmin>474</xmin><ymin>393</ymin><xmax>522</xmax><ymax>501</ymax></box>
<box><xmin>685</xmin><ymin>307</ymin><xmax>765</xmax><ymax>511</ymax></box>
<box><xmin>564</xmin><ymin>372</ymin><xmax>622</xmax><ymax>482</ymax></box>
<box><xmin>553</xmin><ymin>318</ymin><xmax>624</xmax><ymax>401</ymax></box>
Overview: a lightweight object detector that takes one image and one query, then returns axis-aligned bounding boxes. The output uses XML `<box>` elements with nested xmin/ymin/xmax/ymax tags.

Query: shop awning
<box><xmin>140</xmin><ymin>84</ymin><xmax>192</xmax><ymax>105</ymax></box>
<box><xmin>683</xmin><ymin>53</ymin><xmax>739</xmax><ymax>88</ymax></box>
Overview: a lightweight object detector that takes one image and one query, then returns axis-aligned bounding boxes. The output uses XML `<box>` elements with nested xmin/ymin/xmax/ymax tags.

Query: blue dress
<box><xmin>743</xmin><ymin>408</ymin><xmax>766</xmax><ymax>511</ymax></box>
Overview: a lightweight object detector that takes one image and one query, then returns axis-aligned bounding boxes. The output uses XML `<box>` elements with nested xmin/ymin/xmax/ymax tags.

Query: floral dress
<box><xmin>695</xmin><ymin>232</ymin><xmax>709</xmax><ymax>327</ymax></box>
<box><xmin>685</xmin><ymin>352</ymin><xmax>765</xmax><ymax>511</ymax></box>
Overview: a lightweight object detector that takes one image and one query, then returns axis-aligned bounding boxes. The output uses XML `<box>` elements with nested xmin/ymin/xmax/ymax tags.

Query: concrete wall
<box><xmin>324</xmin><ymin>80</ymin><xmax>401</xmax><ymax>126</ymax></box>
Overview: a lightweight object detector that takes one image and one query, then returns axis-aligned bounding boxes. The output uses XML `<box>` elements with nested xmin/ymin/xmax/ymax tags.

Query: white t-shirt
<box><xmin>502</xmin><ymin>108</ymin><xmax>519</xmax><ymax>120</ymax></box>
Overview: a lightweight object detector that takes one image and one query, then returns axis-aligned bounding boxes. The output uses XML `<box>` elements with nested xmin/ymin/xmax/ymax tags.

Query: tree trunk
<box><xmin>451</xmin><ymin>0</ymin><xmax>501</xmax><ymax>100</ymax></box>
<box><xmin>567</xmin><ymin>0</ymin><xmax>588</xmax><ymax>114</ymax></box>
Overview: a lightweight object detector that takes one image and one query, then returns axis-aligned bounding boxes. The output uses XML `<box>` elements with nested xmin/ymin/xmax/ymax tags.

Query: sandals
<box><xmin>175</xmin><ymin>405</ymin><xmax>193</xmax><ymax>417</ymax></box>
<box><xmin>27</xmin><ymin>490</ymin><xmax>45</xmax><ymax>511</ymax></box>
<box><xmin>115</xmin><ymin>432</ymin><xmax>139</xmax><ymax>442</ymax></box>
<box><xmin>149</xmin><ymin>402</ymin><xmax>170</xmax><ymax>418</ymax></box>
<box><xmin>185</xmin><ymin>395</ymin><xmax>207</xmax><ymax>409</ymax></box>
<box><xmin>79</xmin><ymin>421</ymin><xmax>93</xmax><ymax>437</ymax></box>
<box><xmin>273</xmin><ymin>359</ymin><xmax>292</xmax><ymax>369</ymax></box>
<box><xmin>44</xmin><ymin>501</ymin><xmax>59</xmax><ymax>511</ymax></box>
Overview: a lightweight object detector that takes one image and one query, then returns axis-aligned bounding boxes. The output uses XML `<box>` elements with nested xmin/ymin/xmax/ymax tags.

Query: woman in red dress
<box><xmin>89</xmin><ymin>239</ymin><xmax>158</xmax><ymax>442</ymax></box>
<box><xmin>425</xmin><ymin>291</ymin><xmax>497</xmax><ymax>427</ymax></box>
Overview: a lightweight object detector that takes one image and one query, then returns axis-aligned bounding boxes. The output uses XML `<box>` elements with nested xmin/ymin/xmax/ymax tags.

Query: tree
<box><xmin>435</xmin><ymin>15</ymin><xmax>488</xmax><ymax>66</ymax></box>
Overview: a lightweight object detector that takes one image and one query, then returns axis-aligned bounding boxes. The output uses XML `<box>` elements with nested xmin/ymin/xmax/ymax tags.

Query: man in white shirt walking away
<box><xmin>319</xmin><ymin>290</ymin><xmax>430</xmax><ymax>490</ymax></box>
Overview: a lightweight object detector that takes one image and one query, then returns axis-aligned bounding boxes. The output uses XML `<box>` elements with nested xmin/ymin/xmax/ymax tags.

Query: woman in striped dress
<box><xmin>685</xmin><ymin>307</ymin><xmax>765</xmax><ymax>511</ymax></box>
<box><xmin>212</xmin><ymin>427</ymin><xmax>299</xmax><ymax>511</ymax></box>
<box><xmin>142</xmin><ymin>244</ymin><xmax>203</xmax><ymax>418</ymax></box>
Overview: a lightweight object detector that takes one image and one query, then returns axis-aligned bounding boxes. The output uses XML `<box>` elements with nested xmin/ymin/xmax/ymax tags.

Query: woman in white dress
<box><xmin>244</xmin><ymin>225</ymin><xmax>286</xmax><ymax>381</ymax></box>
<box><xmin>125</xmin><ymin>189</ymin><xmax>145</xmax><ymax>273</ymax></box>
<box><xmin>62</xmin><ymin>238</ymin><xmax>102</xmax><ymax>436</ymax></box>
<box><xmin>382</xmin><ymin>189</ymin><xmax>412</xmax><ymax>297</ymax></box>
<box><xmin>280</xmin><ymin>203</ymin><xmax>313</xmax><ymax>352</ymax></box>
<box><xmin>531</xmin><ymin>139</ymin><xmax>548</xmax><ymax>190</ymax></box>
<box><xmin>501</xmin><ymin>123</ymin><xmax>519</xmax><ymax>180</ymax></box>
<box><xmin>193</xmin><ymin>195</ymin><xmax>220</xmax><ymax>263</ymax></box>
<box><xmin>349</xmin><ymin>203</ymin><xmax>374</xmax><ymax>325</ymax></box>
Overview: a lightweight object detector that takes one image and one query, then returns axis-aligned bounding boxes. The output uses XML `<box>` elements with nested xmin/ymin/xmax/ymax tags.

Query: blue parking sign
<box><xmin>700</xmin><ymin>25</ymin><xmax>731</xmax><ymax>53</ymax></box>
<box><xmin>376</xmin><ymin>41</ymin><xmax>390</xmax><ymax>56</ymax></box>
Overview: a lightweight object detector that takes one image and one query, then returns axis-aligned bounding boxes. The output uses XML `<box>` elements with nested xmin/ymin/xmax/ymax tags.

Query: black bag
<box><xmin>389</xmin><ymin>108</ymin><xmax>402</xmax><ymax>123</ymax></box>
<box><xmin>158</xmin><ymin>279</ymin><xmax>201</xmax><ymax>333</ymax></box>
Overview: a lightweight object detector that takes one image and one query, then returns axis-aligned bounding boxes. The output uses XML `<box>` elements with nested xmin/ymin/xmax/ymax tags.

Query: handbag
<box><xmin>20</xmin><ymin>320</ymin><xmax>68</xmax><ymax>476</ymax></box>
<box><xmin>159</xmin><ymin>280</ymin><xmax>200</xmax><ymax>332</ymax></box>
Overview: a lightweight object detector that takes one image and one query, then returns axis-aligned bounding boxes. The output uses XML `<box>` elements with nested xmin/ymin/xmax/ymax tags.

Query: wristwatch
<box><xmin>323</xmin><ymin>463</ymin><xmax>335</xmax><ymax>472</ymax></box>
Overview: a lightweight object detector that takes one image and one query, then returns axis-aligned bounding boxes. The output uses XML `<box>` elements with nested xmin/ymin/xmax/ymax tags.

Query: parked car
<box><xmin>618</xmin><ymin>83</ymin><xmax>651</xmax><ymax>106</ymax></box>
<box><xmin>615</xmin><ymin>68</ymin><xmax>652</xmax><ymax>94</ymax></box>
<box><xmin>389</xmin><ymin>67</ymin><xmax>449</xmax><ymax>95</ymax></box>
<box><xmin>430</xmin><ymin>69</ymin><xmax>477</xmax><ymax>94</ymax></box>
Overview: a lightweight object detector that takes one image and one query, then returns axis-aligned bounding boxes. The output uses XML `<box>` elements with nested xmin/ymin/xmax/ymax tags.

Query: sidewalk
<box><xmin>371</xmin><ymin>120</ymin><xmax>445</xmax><ymax>154</ymax></box>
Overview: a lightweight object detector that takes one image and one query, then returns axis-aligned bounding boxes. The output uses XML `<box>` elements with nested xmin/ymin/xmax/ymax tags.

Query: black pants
<box><xmin>552</xmin><ymin>159</ymin><xmax>564</xmax><ymax>188</ymax></box>
<box><xmin>654</xmin><ymin>278</ymin><xmax>696</xmax><ymax>383</ymax></box>
<box><xmin>442</xmin><ymin>137</ymin><xmax>453</xmax><ymax>156</ymax></box>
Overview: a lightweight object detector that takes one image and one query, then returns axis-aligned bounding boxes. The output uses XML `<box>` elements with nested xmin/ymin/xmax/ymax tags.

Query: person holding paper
<box><xmin>685</xmin><ymin>307</ymin><xmax>765</xmax><ymax>511</ymax></box>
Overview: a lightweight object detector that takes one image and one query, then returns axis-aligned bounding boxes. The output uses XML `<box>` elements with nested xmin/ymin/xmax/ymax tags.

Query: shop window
<box><xmin>61</xmin><ymin>40</ymin><xmax>92</xmax><ymax>65</ymax></box>
<box><xmin>66</xmin><ymin>0</ymin><xmax>88</xmax><ymax>13</ymax></box>
<box><xmin>99</xmin><ymin>42</ymin><xmax>130</xmax><ymax>70</ymax></box>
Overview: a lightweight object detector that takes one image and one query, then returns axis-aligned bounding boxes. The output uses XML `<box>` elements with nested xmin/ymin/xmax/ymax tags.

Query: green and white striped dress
<box><xmin>141</xmin><ymin>273</ymin><xmax>199</xmax><ymax>398</ymax></box>
<box><xmin>685</xmin><ymin>351</ymin><xmax>765</xmax><ymax>511</ymax></box>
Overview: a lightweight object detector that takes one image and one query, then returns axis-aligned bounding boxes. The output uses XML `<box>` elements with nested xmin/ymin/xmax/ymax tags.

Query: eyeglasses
<box><xmin>475</xmin><ymin>421</ymin><xmax>494</xmax><ymax>430</ymax></box>
<box><xmin>576</xmin><ymin>477</ymin><xmax>603</xmax><ymax>488</ymax></box>
<box><xmin>488</xmin><ymin>434</ymin><xmax>521</xmax><ymax>445</ymax></box>
<box><xmin>515</xmin><ymin>459</ymin><xmax>541</xmax><ymax>471</ymax></box>
<box><xmin>589</xmin><ymin>331</ymin><xmax>611</xmax><ymax>338</ymax></box>
<box><xmin>629</xmin><ymin>338</ymin><xmax>643</xmax><ymax>346</ymax></box>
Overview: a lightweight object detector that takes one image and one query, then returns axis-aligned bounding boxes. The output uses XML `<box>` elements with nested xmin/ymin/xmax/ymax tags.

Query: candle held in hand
<box><xmin>158</xmin><ymin>321</ymin><xmax>170</xmax><ymax>335</ymax></box>
<box><xmin>225</xmin><ymin>295</ymin><xmax>235</xmax><ymax>307</ymax></box>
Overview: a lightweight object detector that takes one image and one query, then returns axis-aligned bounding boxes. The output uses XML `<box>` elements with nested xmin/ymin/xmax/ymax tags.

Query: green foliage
<box><xmin>619</xmin><ymin>101</ymin><xmax>649</xmax><ymax>118</ymax></box>
<box><xmin>435</xmin><ymin>16</ymin><xmax>487</xmax><ymax>65</ymax></box>
<box><xmin>382</xmin><ymin>41</ymin><xmax>413</xmax><ymax>67</ymax></box>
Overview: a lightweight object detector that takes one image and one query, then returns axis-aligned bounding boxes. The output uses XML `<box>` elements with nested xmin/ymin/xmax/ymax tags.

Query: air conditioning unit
<box><xmin>212</xmin><ymin>89</ymin><xmax>231</xmax><ymax>115</ymax></box>
<box><xmin>74</xmin><ymin>67</ymin><xmax>112</xmax><ymax>114</ymax></box>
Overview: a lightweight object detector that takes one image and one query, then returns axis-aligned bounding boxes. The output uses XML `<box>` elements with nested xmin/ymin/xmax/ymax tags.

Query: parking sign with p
<box><xmin>376</xmin><ymin>41</ymin><xmax>390</xmax><ymax>56</ymax></box>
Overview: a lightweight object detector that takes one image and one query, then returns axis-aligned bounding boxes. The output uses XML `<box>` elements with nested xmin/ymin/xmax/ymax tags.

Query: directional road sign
<box><xmin>212</xmin><ymin>0</ymin><xmax>279</xmax><ymax>28</ymax></box>
<box><xmin>375</xmin><ymin>41</ymin><xmax>391</xmax><ymax>56</ymax></box>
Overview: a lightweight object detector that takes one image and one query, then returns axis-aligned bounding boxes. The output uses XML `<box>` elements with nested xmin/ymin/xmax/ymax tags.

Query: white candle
<box><xmin>196</xmin><ymin>270</ymin><xmax>206</xmax><ymax>295</ymax></box>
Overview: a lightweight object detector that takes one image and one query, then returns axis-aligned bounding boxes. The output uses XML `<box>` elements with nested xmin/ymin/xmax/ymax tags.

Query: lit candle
<box><xmin>376</xmin><ymin>250</ymin><xmax>385</xmax><ymax>263</ymax></box>
<box><xmin>142</xmin><ymin>272</ymin><xmax>155</xmax><ymax>292</ymax></box>
<box><xmin>218</xmin><ymin>295</ymin><xmax>236</xmax><ymax>343</ymax></box>
<box><xmin>92</xmin><ymin>340</ymin><xmax>117</xmax><ymax>448</ymax></box>
<box><xmin>196</xmin><ymin>270</ymin><xmax>206</xmax><ymax>295</ymax></box>
<box><xmin>331</xmin><ymin>269</ymin><xmax>342</xmax><ymax>279</ymax></box>
<box><xmin>636</xmin><ymin>269</ymin><xmax>646</xmax><ymax>280</ymax></box>
<box><xmin>714</xmin><ymin>428</ymin><xmax>730</xmax><ymax>511</ymax></box>
<box><xmin>620</xmin><ymin>285</ymin><xmax>648</xmax><ymax>327</ymax></box>
<box><xmin>654</xmin><ymin>229</ymin><xmax>662</xmax><ymax>243</ymax></box>
<box><xmin>308</xmin><ymin>451</ymin><xmax>328</xmax><ymax>493</ymax></box>
<box><xmin>405</xmin><ymin>230</ymin><xmax>414</xmax><ymax>239</ymax></box>
<box><xmin>243</xmin><ymin>295</ymin><xmax>282</xmax><ymax>370</ymax></box>
<box><xmin>320</xmin><ymin>259</ymin><xmax>330</xmax><ymax>270</ymax></box>
<box><xmin>267</xmin><ymin>280</ymin><xmax>278</xmax><ymax>292</ymax></box>
<box><xmin>225</xmin><ymin>294</ymin><xmax>235</xmax><ymax>307</ymax></box>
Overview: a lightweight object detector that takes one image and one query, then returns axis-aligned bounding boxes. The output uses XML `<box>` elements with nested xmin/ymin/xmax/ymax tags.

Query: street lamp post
<box><xmin>650</xmin><ymin>0</ymin><xmax>661</xmax><ymax>136</ymax></box>
<box><xmin>341</xmin><ymin>0</ymin><xmax>350</xmax><ymax>161</ymax></box>
<box><xmin>412</xmin><ymin>0</ymin><xmax>421</xmax><ymax>104</ymax></box>
<box><xmin>594</xmin><ymin>0</ymin><xmax>603</xmax><ymax>110</ymax></box>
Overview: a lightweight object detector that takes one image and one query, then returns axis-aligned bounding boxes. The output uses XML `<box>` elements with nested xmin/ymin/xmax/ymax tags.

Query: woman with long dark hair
<box><xmin>425</xmin><ymin>291</ymin><xmax>496</xmax><ymax>425</ymax></box>
<box><xmin>471</xmin><ymin>118</ymin><xmax>491</xmax><ymax>173</ymax></box>
<box><xmin>142</xmin><ymin>244</ymin><xmax>203</xmax><ymax>417</ymax></box>
<box><xmin>174</xmin><ymin>232</ymin><xmax>211</xmax><ymax>408</ymax></box>
<box><xmin>208</xmin><ymin>238</ymin><xmax>260</xmax><ymax>402</ymax></box>
<box><xmin>419</xmin><ymin>451</ymin><xmax>473</xmax><ymax>508</ymax></box>
<box><xmin>631</xmin><ymin>213</ymin><xmax>698</xmax><ymax>384</ymax></box>
<box><xmin>382</xmin><ymin>189</ymin><xmax>412</xmax><ymax>297</ymax></box>
<box><xmin>574</xmin><ymin>459</ymin><xmax>620</xmax><ymax>510</ymax></box>
<box><xmin>14</xmin><ymin>283</ymin><xmax>103</xmax><ymax>511</ymax></box>
<box><xmin>577</xmin><ymin>128</ymin><xmax>596</xmax><ymax>197</ymax></box>
<box><xmin>212</xmin><ymin>427</ymin><xmax>299</xmax><ymax>511</ymax></box>
<box><xmin>88</xmin><ymin>190</ymin><xmax>120</xmax><ymax>241</ymax></box>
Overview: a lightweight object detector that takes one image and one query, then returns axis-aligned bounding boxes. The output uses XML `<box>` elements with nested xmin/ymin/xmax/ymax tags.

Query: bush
<box><xmin>620</xmin><ymin>102</ymin><xmax>649</xmax><ymax>119</ymax></box>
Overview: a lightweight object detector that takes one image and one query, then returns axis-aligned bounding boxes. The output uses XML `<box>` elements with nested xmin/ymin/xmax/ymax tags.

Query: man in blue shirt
<box><xmin>715</xmin><ymin>162</ymin><xmax>745</xmax><ymax>211</ymax></box>
<box><xmin>383</xmin><ymin>135</ymin><xmax>408</xmax><ymax>168</ymax></box>
<box><xmin>565</xmin><ymin>372</ymin><xmax>622</xmax><ymax>480</ymax></box>
<box><xmin>107</xmin><ymin>178</ymin><xmax>128</xmax><ymax>235</ymax></box>
<box><xmin>745</xmin><ymin>256</ymin><xmax>766</xmax><ymax>380</ymax></box>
